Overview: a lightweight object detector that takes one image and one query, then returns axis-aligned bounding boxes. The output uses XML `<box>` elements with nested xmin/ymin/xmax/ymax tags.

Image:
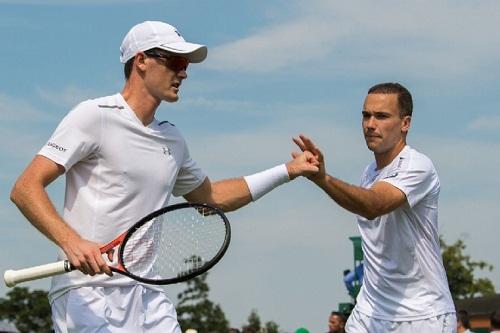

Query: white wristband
<box><xmin>244</xmin><ymin>164</ymin><xmax>290</xmax><ymax>201</ymax></box>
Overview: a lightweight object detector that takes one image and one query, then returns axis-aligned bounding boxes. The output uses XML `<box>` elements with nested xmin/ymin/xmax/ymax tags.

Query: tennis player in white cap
<box><xmin>11</xmin><ymin>21</ymin><xmax>319</xmax><ymax>332</ymax></box>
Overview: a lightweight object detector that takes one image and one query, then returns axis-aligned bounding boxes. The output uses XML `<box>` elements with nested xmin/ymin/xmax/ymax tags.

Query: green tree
<box><xmin>176</xmin><ymin>272</ymin><xmax>229</xmax><ymax>332</ymax></box>
<box><xmin>264</xmin><ymin>320</ymin><xmax>280</xmax><ymax>333</ymax></box>
<box><xmin>243</xmin><ymin>309</ymin><xmax>280</xmax><ymax>333</ymax></box>
<box><xmin>0</xmin><ymin>287</ymin><xmax>52</xmax><ymax>333</ymax></box>
<box><xmin>440</xmin><ymin>236</ymin><xmax>495</xmax><ymax>299</ymax></box>
<box><xmin>245</xmin><ymin>309</ymin><xmax>261</xmax><ymax>332</ymax></box>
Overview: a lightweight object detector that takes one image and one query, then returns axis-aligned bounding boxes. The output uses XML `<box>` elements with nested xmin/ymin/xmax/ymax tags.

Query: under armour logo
<box><xmin>162</xmin><ymin>147</ymin><xmax>171</xmax><ymax>155</ymax></box>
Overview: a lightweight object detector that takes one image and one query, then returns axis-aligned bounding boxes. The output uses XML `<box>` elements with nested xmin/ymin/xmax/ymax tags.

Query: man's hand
<box><xmin>286</xmin><ymin>149</ymin><xmax>320</xmax><ymax>180</ymax></box>
<box><xmin>61</xmin><ymin>234</ymin><xmax>112</xmax><ymax>276</ymax></box>
<box><xmin>292</xmin><ymin>134</ymin><xmax>326</xmax><ymax>184</ymax></box>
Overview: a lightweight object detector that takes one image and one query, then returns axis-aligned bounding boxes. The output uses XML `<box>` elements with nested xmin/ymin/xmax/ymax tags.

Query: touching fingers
<box><xmin>299</xmin><ymin>135</ymin><xmax>317</xmax><ymax>152</ymax></box>
<box><xmin>293</xmin><ymin>137</ymin><xmax>306</xmax><ymax>152</ymax></box>
<box><xmin>295</xmin><ymin>135</ymin><xmax>323</xmax><ymax>161</ymax></box>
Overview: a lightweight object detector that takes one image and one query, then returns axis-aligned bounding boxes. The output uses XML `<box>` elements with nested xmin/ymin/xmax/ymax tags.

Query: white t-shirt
<box><xmin>38</xmin><ymin>93</ymin><xmax>206</xmax><ymax>303</ymax></box>
<box><xmin>354</xmin><ymin>145</ymin><xmax>455</xmax><ymax>321</ymax></box>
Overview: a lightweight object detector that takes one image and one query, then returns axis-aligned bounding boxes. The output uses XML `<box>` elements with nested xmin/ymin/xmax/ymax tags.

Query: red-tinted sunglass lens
<box><xmin>168</xmin><ymin>57</ymin><xmax>189</xmax><ymax>72</ymax></box>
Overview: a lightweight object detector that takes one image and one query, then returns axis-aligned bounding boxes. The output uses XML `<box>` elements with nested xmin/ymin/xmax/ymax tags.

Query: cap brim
<box><xmin>158</xmin><ymin>42</ymin><xmax>208</xmax><ymax>63</ymax></box>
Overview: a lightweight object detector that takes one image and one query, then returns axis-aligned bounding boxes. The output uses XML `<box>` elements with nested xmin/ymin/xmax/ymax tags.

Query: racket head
<box><xmin>116</xmin><ymin>202</ymin><xmax>230</xmax><ymax>285</ymax></box>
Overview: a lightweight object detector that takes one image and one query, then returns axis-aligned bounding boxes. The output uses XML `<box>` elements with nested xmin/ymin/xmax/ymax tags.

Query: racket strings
<box><xmin>121</xmin><ymin>206</ymin><xmax>227</xmax><ymax>281</ymax></box>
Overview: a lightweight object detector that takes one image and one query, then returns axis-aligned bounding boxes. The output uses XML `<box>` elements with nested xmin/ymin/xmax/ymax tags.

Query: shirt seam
<box><xmin>91</xmin><ymin>104</ymin><xmax>105</xmax><ymax>240</ymax></box>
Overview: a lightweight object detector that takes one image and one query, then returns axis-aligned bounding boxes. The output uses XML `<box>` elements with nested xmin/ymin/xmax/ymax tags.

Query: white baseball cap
<box><xmin>119</xmin><ymin>21</ymin><xmax>207</xmax><ymax>64</ymax></box>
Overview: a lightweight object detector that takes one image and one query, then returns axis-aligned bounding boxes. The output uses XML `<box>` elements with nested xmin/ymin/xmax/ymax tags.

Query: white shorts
<box><xmin>345</xmin><ymin>309</ymin><xmax>457</xmax><ymax>333</ymax></box>
<box><xmin>51</xmin><ymin>285</ymin><xmax>181</xmax><ymax>333</ymax></box>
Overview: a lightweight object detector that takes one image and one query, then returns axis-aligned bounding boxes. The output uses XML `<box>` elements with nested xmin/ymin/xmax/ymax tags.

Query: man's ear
<box><xmin>402</xmin><ymin>115</ymin><xmax>411</xmax><ymax>133</ymax></box>
<box><xmin>134</xmin><ymin>52</ymin><xmax>148</xmax><ymax>72</ymax></box>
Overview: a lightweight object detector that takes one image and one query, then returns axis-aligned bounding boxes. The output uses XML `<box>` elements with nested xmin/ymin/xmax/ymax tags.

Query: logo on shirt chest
<box><xmin>162</xmin><ymin>146</ymin><xmax>171</xmax><ymax>155</ymax></box>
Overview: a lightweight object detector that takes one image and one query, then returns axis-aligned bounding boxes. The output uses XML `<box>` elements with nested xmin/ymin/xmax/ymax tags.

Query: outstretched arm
<box><xmin>293</xmin><ymin>134</ymin><xmax>406</xmax><ymax>220</ymax></box>
<box><xmin>184</xmin><ymin>151</ymin><xmax>319</xmax><ymax>212</ymax></box>
<box><xmin>10</xmin><ymin>155</ymin><xmax>111</xmax><ymax>276</ymax></box>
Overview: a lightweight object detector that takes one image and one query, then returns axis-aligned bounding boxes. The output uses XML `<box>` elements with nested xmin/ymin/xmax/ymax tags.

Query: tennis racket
<box><xmin>4</xmin><ymin>202</ymin><xmax>230</xmax><ymax>287</ymax></box>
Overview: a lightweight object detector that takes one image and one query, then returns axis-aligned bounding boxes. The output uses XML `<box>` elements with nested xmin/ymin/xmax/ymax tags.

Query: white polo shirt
<box><xmin>38</xmin><ymin>93</ymin><xmax>206</xmax><ymax>303</ymax></box>
<box><xmin>354</xmin><ymin>145</ymin><xmax>454</xmax><ymax>321</ymax></box>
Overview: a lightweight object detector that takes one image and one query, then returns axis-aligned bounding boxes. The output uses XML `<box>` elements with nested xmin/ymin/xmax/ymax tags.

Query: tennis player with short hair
<box><xmin>294</xmin><ymin>83</ymin><xmax>456</xmax><ymax>333</ymax></box>
<box><xmin>10</xmin><ymin>21</ymin><xmax>319</xmax><ymax>332</ymax></box>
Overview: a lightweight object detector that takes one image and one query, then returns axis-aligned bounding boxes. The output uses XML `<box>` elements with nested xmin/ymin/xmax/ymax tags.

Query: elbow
<box><xmin>10</xmin><ymin>180</ymin><xmax>23</xmax><ymax>206</ymax></box>
<box><xmin>357</xmin><ymin>208</ymin><xmax>376</xmax><ymax>220</ymax></box>
<box><xmin>358</xmin><ymin>205</ymin><xmax>383</xmax><ymax>220</ymax></box>
<box><xmin>356</xmin><ymin>193</ymin><xmax>388</xmax><ymax>220</ymax></box>
<box><xmin>10</xmin><ymin>176</ymin><xmax>33</xmax><ymax>208</ymax></box>
<box><xmin>360</xmin><ymin>212</ymin><xmax>380</xmax><ymax>221</ymax></box>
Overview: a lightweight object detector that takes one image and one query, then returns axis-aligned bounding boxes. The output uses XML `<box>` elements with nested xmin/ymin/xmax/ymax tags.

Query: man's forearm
<box><xmin>184</xmin><ymin>177</ymin><xmax>253</xmax><ymax>213</ymax></box>
<box><xmin>209</xmin><ymin>178</ymin><xmax>253</xmax><ymax>212</ymax></box>
<box><xmin>314</xmin><ymin>174</ymin><xmax>381</xmax><ymax>220</ymax></box>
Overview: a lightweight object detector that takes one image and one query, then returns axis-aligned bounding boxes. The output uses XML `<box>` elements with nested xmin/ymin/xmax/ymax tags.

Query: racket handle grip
<box><xmin>4</xmin><ymin>260</ymin><xmax>72</xmax><ymax>287</ymax></box>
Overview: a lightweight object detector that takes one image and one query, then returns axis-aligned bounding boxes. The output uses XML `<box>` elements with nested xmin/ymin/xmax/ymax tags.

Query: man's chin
<box><xmin>164</xmin><ymin>95</ymin><xmax>180</xmax><ymax>103</ymax></box>
<box><xmin>366</xmin><ymin>143</ymin><xmax>388</xmax><ymax>155</ymax></box>
<box><xmin>365</xmin><ymin>141</ymin><xmax>377</xmax><ymax>152</ymax></box>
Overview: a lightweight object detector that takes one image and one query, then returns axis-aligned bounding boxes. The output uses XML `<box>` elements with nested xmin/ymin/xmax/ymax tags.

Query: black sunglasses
<box><xmin>144</xmin><ymin>50</ymin><xmax>189</xmax><ymax>72</ymax></box>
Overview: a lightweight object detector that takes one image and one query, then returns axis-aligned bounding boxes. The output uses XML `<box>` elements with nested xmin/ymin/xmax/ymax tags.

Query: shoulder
<box><xmin>400</xmin><ymin>146</ymin><xmax>440</xmax><ymax>192</ymax></box>
<box><xmin>95</xmin><ymin>94</ymin><xmax>127</xmax><ymax>111</ymax></box>
<box><xmin>400</xmin><ymin>146</ymin><xmax>436</xmax><ymax>173</ymax></box>
<box><xmin>67</xmin><ymin>94</ymin><xmax>116</xmax><ymax>116</ymax></box>
<box><xmin>64</xmin><ymin>94</ymin><xmax>123</xmax><ymax>122</ymax></box>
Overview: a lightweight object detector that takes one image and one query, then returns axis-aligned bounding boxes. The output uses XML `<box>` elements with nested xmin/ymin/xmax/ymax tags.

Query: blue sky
<box><xmin>1</xmin><ymin>1</ymin><xmax>499</xmax><ymax>332</ymax></box>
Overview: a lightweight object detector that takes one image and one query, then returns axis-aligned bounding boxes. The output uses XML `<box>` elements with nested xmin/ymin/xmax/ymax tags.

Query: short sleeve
<box><xmin>172</xmin><ymin>142</ymin><xmax>206</xmax><ymax>197</ymax></box>
<box><xmin>38</xmin><ymin>102</ymin><xmax>101</xmax><ymax>171</ymax></box>
<box><xmin>380</xmin><ymin>155</ymin><xmax>439</xmax><ymax>208</ymax></box>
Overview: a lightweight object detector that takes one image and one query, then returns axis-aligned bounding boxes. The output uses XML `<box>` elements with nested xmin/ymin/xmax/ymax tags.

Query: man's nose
<box><xmin>365</xmin><ymin>116</ymin><xmax>376</xmax><ymax>128</ymax></box>
<box><xmin>178</xmin><ymin>69</ymin><xmax>188</xmax><ymax>79</ymax></box>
